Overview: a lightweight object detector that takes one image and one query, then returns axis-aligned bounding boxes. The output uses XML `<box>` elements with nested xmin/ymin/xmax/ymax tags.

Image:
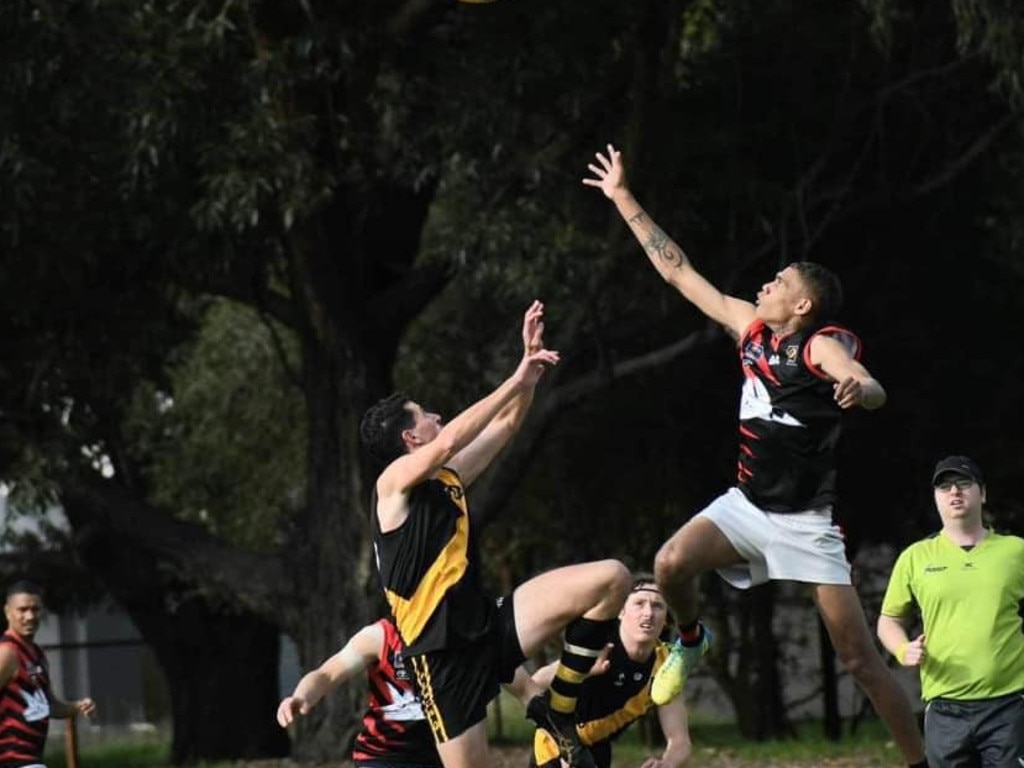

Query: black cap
<box><xmin>932</xmin><ymin>455</ymin><xmax>984</xmax><ymax>487</ymax></box>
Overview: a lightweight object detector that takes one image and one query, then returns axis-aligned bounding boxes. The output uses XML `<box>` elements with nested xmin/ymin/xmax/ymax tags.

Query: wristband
<box><xmin>895</xmin><ymin>641</ymin><xmax>909</xmax><ymax>665</ymax></box>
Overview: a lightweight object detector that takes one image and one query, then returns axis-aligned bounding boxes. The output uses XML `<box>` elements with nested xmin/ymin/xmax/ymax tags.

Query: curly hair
<box><xmin>790</xmin><ymin>261</ymin><xmax>844</xmax><ymax>323</ymax></box>
<box><xmin>360</xmin><ymin>393</ymin><xmax>414</xmax><ymax>469</ymax></box>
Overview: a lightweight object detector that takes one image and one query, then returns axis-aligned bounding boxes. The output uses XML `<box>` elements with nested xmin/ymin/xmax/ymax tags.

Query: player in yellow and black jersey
<box><xmin>361</xmin><ymin>301</ymin><xmax>633</xmax><ymax>768</ymax></box>
<box><xmin>523</xmin><ymin>575</ymin><xmax>692</xmax><ymax>768</ymax></box>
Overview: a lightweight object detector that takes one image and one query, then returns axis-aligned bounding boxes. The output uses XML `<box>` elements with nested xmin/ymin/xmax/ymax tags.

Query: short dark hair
<box><xmin>360</xmin><ymin>393</ymin><xmax>415</xmax><ymax>468</ymax></box>
<box><xmin>790</xmin><ymin>261</ymin><xmax>843</xmax><ymax>322</ymax></box>
<box><xmin>6</xmin><ymin>580</ymin><xmax>43</xmax><ymax>602</ymax></box>
<box><xmin>631</xmin><ymin>572</ymin><xmax>658</xmax><ymax>592</ymax></box>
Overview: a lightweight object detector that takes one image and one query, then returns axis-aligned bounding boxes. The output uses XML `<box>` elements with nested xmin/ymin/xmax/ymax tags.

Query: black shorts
<box><xmin>924</xmin><ymin>690</ymin><xmax>1024</xmax><ymax>767</ymax></box>
<box><xmin>408</xmin><ymin>595</ymin><xmax>525</xmax><ymax>744</ymax></box>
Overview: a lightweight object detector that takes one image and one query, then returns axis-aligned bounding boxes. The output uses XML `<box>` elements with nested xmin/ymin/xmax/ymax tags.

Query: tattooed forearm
<box><xmin>627</xmin><ymin>211</ymin><xmax>647</xmax><ymax>225</ymax></box>
<box><xmin>643</xmin><ymin>226</ymin><xmax>685</xmax><ymax>268</ymax></box>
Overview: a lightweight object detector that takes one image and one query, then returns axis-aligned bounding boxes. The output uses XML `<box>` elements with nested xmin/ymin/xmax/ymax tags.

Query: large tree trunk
<box><xmin>136</xmin><ymin>598</ymin><xmax>289</xmax><ymax>764</ymax></box>
<box><xmin>63</xmin><ymin>489</ymin><xmax>289</xmax><ymax>764</ymax></box>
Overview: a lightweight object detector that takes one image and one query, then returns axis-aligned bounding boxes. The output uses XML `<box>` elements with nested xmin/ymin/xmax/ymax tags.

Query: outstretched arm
<box><xmin>277</xmin><ymin>622</ymin><xmax>385</xmax><ymax>727</ymax></box>
<box><xmin>375</xmin><ymin>301</ymin><xmax>559</xmax><ymax>527</ymax></box>
<box><xmin>448</xmin><ymin>300</ymin><xmax>548</xmax><ymax>486</ymax></box>
<box><xmin>583</xmin><ymin>144</ymin><xmax>755</xmax><ymax>339</ymax></box>
<box><xmin>646</xmin><ymin>696</ymin><xmax>692</xmax><ymax>768</ymax></box>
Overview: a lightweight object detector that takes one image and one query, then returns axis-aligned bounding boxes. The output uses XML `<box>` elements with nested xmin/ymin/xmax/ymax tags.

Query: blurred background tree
<box><xmin>1</xmin><ymin>0</ymin><xmax>1023</xmax><ymax>761</ymax></box>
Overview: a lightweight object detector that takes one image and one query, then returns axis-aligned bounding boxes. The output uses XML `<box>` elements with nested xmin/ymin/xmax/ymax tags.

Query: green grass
<box><xmin>41</xmin><ymin>701</ymin><xmax>903</xmax><ymax>768</ymax></box>
<box><xmin>45</xmin><ymin>739</ymin><xmax>171</xmax><ymax>768</ymax></box>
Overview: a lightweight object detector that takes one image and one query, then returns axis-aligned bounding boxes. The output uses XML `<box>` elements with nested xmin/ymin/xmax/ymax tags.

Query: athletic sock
<box><xmin>549</xmin><ymin>617</ymin><xmax>616</xmax><ymax>715</ymax></box>
<box><xmin>678</xmin><ymin>619</ymin><xmax>703</xmax><ymax>646</ymax></box>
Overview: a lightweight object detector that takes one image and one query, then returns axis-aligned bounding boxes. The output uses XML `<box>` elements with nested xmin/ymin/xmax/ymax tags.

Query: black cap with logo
<box><xmin>931</xmin><ymin>455</ymin><xmax>984</xmax><ymax>487</ymax></box>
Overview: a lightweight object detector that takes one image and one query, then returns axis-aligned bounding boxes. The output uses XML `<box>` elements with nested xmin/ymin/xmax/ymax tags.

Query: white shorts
<box><xmin>697</xmin><ymin>487</ymin><xmax>851</xmax><ymax>589</ymax></box>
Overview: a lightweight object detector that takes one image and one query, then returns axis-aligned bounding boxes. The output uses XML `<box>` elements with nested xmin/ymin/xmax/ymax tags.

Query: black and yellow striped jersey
<box><xmin>373</xmin><ymin>468</ymin><xmax>495</xmax><ymax>655</ymax></box>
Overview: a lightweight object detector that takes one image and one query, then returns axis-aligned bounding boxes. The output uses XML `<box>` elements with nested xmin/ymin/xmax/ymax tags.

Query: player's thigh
<box><xmin>511</xmin><ymin>559</ymin><xmax>629</xmax><ymax>658</ymax></box>
<box><xmin>435</xmin><ymin>720</ymin><xmax>489</xmax><ymax>768</ymax></box>
<box><xmin>656</xmin><ymin>514</ymin><xmax>744</xmax><ymax>581</ymax></box>
<box><xmin>812</xmin><ymin>584</ymin><xmax>880</xmax><ymax>669</ymax></box>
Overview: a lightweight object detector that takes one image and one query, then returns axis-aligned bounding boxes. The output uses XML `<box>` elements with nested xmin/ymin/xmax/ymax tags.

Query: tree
<box><xmin>2</xmin><ymin>0</ymin><xmax>1023</xmax><ymax>759</ymax></box>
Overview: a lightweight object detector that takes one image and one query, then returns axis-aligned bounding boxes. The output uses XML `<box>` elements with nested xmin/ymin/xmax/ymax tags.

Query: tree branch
<box><xmin>59</xmin><ymin>473</ymin><xmax>293</xmax><ymax>625</ymax></box>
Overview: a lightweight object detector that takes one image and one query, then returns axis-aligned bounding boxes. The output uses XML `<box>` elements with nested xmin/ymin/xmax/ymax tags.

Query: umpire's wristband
<box><xmin>895</xmin><ymin>641</ymin><xmax>909</xmax><ymax>665</ymax></box>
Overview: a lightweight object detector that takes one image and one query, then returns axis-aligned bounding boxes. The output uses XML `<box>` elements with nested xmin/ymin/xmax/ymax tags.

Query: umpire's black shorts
<box><xmin>408</xmin><ymin>595</ymin><xmax>525</xmax><ymax>744</ymax></box>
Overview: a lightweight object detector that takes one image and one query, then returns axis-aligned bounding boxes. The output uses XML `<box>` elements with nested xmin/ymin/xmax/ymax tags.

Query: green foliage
<box><xmin>125</xmin><ymin>299</ymin><xmax>306</xmax><ymax>550</ymax></box>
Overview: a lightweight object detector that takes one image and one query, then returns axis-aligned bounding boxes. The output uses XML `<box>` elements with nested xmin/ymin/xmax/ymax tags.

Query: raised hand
<box><xmin>582</xmin><ymin>144</ymin><xmax>627</xmax><ymax>200</ymax></box>
<box><xmin>523</xmin><ymin>299</ymin><xmax>546</xmax><ymax>354</ymax></box>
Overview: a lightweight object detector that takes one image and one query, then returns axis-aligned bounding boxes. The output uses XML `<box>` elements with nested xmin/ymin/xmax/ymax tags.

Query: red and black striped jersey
<box><xmin>0</xmin><ymin>630</ymin><xmax>51</xmax><ymax>767</ymax></box>
<box><xmin>352</xmin><ymin>619</ymin><xmax>440</xmax><ymax>767</ymax></box>
<box><xmin>735</xmin><ymin>319</ymin><xmax>861</xmax><ymax>513</ymax></box>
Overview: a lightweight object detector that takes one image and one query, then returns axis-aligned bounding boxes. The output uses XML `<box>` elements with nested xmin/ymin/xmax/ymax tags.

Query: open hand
<box><xmin>582</xmin><ymin>144</ymin><xmax>627</xmax><ymax>199</ymax></box>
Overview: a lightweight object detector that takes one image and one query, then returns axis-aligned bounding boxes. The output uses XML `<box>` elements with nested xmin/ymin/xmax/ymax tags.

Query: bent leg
<box><xmin>655</xmin><ymin>516</ymin><xmax>743</xmax><ymax>625</ymax></box>
<box><xmin>814</xmin><ymin>584</ymin><xmax>926</xmax><ymax>765</ymax></box>
<box><xmin>512</xmin><ymin>559</ymin><xmax>631</xmax><ymax>657</ymax></box>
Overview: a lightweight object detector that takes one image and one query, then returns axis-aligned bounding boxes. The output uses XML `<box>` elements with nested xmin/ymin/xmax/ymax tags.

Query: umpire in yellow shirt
<box><xmin>878</xmin><ymin>455</ymin><xmax>1024</xmax><ymax>768</ymax></box>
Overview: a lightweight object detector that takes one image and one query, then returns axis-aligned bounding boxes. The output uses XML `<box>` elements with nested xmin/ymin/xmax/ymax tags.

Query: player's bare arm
<box><xmin>809</xmin><ymin>335</ymin><xmax>886</xmax><ymax>410</ymax></box>
<box><xmin>376</xmin><ymin>305</ymin><xmax>559</xmax><ymax>531</ymax></box>
<box><xmin>448</xmin><ymin>300</ymin><xmax>548</xmax><ymax>486</ymax></box>
<box><xmin>0</xmin><ymin>647</ymin><xmax>16</xmax><ymax>690</ymax></box>
<box><xmin>649</xmin><ymin>695</ymin><xmax>692</xmax><ymax>768</ymax></box>
<box><xmin>583</xmin><ymin>144</ymin><xmax>755</xmax><ymax>338</ymax></box>
<box><xmin>277</xmin><ymin>621</ymin><xmax>384</xmax><ymax>727</ymax></box>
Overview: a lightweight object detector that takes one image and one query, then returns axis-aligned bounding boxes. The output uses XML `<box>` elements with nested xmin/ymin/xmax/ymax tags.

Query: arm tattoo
<box><xmin>627</xmin><ymin>211</ymin><xmax>647</xmax><ymax>224</ymax></box>
<box><xmin>643</xmin><ymin>226</ymin><xmax>685</xmax><ymax>268</ymax></box>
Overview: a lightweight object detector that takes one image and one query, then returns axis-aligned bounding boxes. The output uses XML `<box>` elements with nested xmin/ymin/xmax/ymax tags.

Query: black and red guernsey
<box><xmin>736</xmin><ymin>319</ymin><xmax>862</xmax><ymax>513</ymax></box>
<box><xmin>0</xmin><ymin>630</ymin><xmax>52</xmax><ymax>767</ymax></box>
<box><xmin>352</xmin><ymin>619</ymin><xmax>440</xmax><ymax>767</ymax></box>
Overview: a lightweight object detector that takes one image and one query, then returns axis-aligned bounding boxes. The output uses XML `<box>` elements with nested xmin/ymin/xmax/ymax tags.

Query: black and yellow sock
<box><xmin>548</xmin><ymin>617</ymin><xmax>617</xmax><ymax>715</ymax></box>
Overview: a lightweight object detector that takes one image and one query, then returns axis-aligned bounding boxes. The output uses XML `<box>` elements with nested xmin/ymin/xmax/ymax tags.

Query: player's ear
<box><xmin>793</xmin><ymin>296</ymin><xmax>812</xmax><ymax>317</ymax></box>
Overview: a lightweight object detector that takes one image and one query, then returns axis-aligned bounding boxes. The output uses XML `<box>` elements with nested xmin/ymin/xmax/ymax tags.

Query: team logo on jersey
<box><xmin>614</xmin><ymin>672</ymin><xmax>625</xmax><ymax>687</ymax></box>
<box><xmin>784</xmin><ymin>345</ymin><xmax>799</xmax><ymax>366</ymax></box>
<box><xmin>21</xmin><ymin>688</ymin><xmax>50</xmax><ymax>722</ymax></box>
<box><xmin>633</xmin><ymin>672</ymin><xmax>645</xmax><ymax>682</ymax></box>
<box><xmin>393</xmin><ymin>650</ymin><xmax>411</xmax><ymax>682</ymax></box>
<box><xmin>768</xmin><ymin>354</ymin><xmax>780</xmax><ymax>366</ymax></box>
<box><xmin>380</xmin><ymin>683</ymin><xmax>426</xmax><ymax>722</ymax></box>
<box><xmin>739</xmin><ymin>378</ymin><xmax>803</xmax><ymax>427</ymax></box>
<box><xmin>743</xmin><ymin>341</ymin><xmax>764</xmax><ymax>362</ymax></box>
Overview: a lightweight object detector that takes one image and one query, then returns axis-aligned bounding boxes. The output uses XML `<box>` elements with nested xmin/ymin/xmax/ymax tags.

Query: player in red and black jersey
<box><xmin>277</xmin><ymin>618</ymin><xmax>440</xmax><ymax>768</ymax></box>
<box><xmin>0</xmin><ymin>581</ymin><xmax>96</xmax><ymax>768</ymax></box>
<box><xmin>585</xmin><ymin>146</ymin><xmax>927</xmax><ymax>768</ymax></box>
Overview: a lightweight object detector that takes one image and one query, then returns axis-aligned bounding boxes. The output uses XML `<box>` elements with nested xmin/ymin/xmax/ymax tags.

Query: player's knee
<box><xmin>837</xmin><ymin>644</ymin><xmax>883</xmax><ymax>684</ymax></box>
<box><xmin>605</xmin><ymin>559</ymin><xmax>631</xmax><ymax>598</ymax></box>
<box><xmin>654</xmin><ymin>539</ymin><xmax>688</xmax><ymax>584</ymax></box>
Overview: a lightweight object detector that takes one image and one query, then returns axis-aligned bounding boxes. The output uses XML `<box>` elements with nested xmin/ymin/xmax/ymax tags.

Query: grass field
<box><xmin>42</xmin><ymin>700</ymin><xmax>906</xmax><ymax>768</ymax></box>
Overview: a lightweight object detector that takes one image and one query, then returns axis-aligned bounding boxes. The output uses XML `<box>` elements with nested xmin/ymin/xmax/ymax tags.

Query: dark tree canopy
<box><xmin>1</xmin><ymin>0</ymin><xmax>1023</xmax><ymax>758</ymax></box>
